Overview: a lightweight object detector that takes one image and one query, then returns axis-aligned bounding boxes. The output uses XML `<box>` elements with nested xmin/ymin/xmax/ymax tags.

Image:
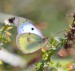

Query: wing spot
<box><xmin>31</xmin><ymin>28</ymin><xmax>34</xmax><ymax>30</ymax></box>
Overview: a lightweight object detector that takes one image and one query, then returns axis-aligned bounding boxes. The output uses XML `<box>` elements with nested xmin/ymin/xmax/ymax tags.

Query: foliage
<box><xmin>36</xmin><ymin>12</ymin><xmax>75</xmax><ymax>71</ymax></box>
<box><xmin>0</xmin><ymin>24</ymin><xmax>12</xmax><ymax>47</ymax></box>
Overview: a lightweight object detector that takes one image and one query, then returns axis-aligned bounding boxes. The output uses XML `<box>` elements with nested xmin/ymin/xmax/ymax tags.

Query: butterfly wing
<box><xmin>16</xmin><ymin>33</ymin><xmax>44</xmax><ymax>54</ymax></box>
<box><xmin>17</xmin><ymin>22</ymin><xmax>44</xmax><ymax>38</ymax></box>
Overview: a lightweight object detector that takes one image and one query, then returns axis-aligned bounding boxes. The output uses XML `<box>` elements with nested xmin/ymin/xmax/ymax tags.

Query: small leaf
<box><xmin>6</xmin><ymin>27</ymin><xmax>13</xmax><ymax>31</ymax></box>
<box><xmin>5</xmin><ymin>31</ymin><xmax>11</xmax><ymax>36</ymax></box>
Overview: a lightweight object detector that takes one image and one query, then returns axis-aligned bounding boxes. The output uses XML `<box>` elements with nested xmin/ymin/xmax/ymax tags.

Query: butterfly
<box><xmin>6</xmin><ymin>17</ymin><xmax>63</xmax><ymax>54</ymax></box>
<box><xmin>7</xmin><ymin>17</ymin><xmax>45</xmax><ymax>54</ymax></box>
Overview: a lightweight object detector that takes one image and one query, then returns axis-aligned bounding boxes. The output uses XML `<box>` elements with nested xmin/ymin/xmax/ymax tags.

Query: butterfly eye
<box><xmin>31</xmin><ymin>28</ymin><xmax>34</xmax><ymax>30</ymax></box>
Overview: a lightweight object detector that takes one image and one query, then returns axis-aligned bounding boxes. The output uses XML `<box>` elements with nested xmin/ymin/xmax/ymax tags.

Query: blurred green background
<box><xmin>0</xmin><ymin>0</ymin><xmax>73</xmax><ymax>36</ymax></box>
<box><xmin>0</xmin><ymin>0</ymin><xmax>75</xmax><ymax>71</ymax></box>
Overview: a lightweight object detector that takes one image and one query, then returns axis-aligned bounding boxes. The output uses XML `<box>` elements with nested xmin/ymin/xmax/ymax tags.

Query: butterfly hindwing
<box><xmin>16</xmin><ymin>33</ymin><xmax>44</xmax><ymax>54</ymax></box>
